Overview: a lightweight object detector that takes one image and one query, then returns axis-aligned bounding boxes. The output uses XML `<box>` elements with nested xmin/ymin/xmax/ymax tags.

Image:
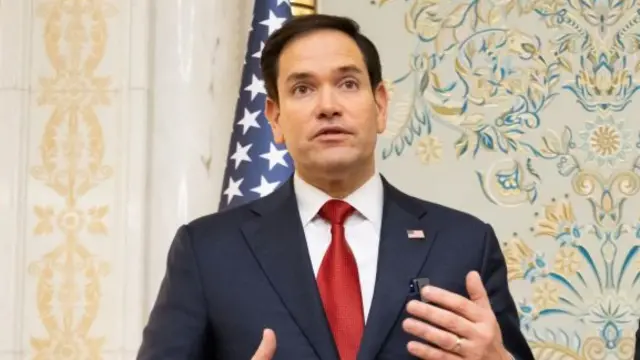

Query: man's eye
<box><xmin>293</xmin><ymin>85</ymin><xmax>310</xmax><ymax>95</ymax></box>
<box><xmin>342</xmin><ymin>80</ymin><xmax>359</xmax><ymax>90</ymax></box>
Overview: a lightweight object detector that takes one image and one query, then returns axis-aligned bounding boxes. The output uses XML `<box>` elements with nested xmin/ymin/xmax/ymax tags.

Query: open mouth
<box><xmin>314</xmin><ymin>126</ymin><xmax>351</xmax><ymax>139</ymax></box>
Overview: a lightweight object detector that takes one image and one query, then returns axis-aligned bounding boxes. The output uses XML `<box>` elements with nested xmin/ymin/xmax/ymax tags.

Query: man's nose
<box><xmin>317</xmin><ymin>87</ymin><xmax>341</xmax><ymax>119</ymax></box>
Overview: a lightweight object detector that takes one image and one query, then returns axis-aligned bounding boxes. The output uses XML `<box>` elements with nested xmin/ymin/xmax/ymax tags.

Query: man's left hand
<box><xmin>402</xmin><ymin>271</ymin><xmax>511</xmax><ymax>360</ymax></box>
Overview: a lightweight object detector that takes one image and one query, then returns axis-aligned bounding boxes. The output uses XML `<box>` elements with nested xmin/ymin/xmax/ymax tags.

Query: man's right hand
<box><xmin>251</xmin><ymin>328</ymin><xmax>277</xmax><ymax>360</ymax></box>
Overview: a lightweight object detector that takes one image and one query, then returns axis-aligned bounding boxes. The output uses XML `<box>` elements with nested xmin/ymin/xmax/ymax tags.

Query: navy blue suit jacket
<box><xmin>137</xmin><ymin>175</ymin><xmax>534</xmax><ymax>360</ymax></box>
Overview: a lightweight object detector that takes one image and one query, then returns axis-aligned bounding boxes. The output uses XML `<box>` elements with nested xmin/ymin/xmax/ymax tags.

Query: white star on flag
<box><xmin>253</xmin><ymin>42</ymin><xmax>265</xmax><ymax>59</ymax></box>
<box><xmin>251</xmin><ymin>176</ymin><xmax>280</xmax><ymax>197</ymax></box>
<box><xmin>237</xmin><ymin>108</ymin><xmax>261</xmax><ymax>134</ymax></box>
<box><xmin>230</xmin><ymin>142</ymin><xmax>252</xmax><ymax>169</ymax></box>
<box><xmin>277</xmin><ymin>0</ymin><xmax>290</xmax><ymax>7</ymax></box>
<box><xmin>260</xmin><ymin>142</ymin><xmax>289</xmax><ymax>170</ymax></box>
<box><xmin>244</xmin><ymin>75</ymin><xmax>266</xmax><ymax>101</ymax></box>
<box><xmin>260</xmin><ymin>10</ymin><xmax>287</xmax><ymax>35</ymax></box>
<box><xmin>223</xmin><ymin>177</ymin><xmax>244</xmax><ymax>204</ymax></box>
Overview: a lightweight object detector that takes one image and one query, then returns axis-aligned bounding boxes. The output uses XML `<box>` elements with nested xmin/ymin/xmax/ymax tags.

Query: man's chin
<box><xmin>313</xmin><ymin>157</ymin><xmax>359</xmax><ymax>174</ymax></box>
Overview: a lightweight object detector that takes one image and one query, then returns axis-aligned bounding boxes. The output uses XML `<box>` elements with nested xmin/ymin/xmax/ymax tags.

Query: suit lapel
<box><xmin>357</xmin><ymin>179</ymin><xmax>440</xmax><ymax>360</ymax></box>
<box><xmin>241</xmin><ymin>179</ymin><xmax>339</xmax><ymax>360</ymax></box>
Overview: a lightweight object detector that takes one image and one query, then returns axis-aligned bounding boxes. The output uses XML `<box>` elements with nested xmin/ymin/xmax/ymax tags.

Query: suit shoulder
<box><xmin>176</xmin><ymin>180</ymin><xmax>293</xmax><ymax>246</ymax></box>
<box><xmin>177</xmin><ymin>201</ymin><xmax>257</xmax><ymax>245</ymax></box>
<box><xmin>429</xmin><ymin>199</ymin><xmax>486</xmax><ymax>226</ymax></box>
<box><xmin>398</xmin><ymin>190</ymin><xmax>489</xmax><ymax>232</ymax></box>
<box><xmin>191</xmin><ymin>201</ymin><xmax>255</xmax><ymax>229</ymax></box>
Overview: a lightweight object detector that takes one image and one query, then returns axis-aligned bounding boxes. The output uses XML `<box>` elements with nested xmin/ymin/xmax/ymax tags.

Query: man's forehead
<box><xmin>279</xmin><ymin>53</ymin><xmax>366</xmax><ymax>79</ymax></box>
<box><xmin>280</xmin><ymin>31</ymin><xmax>364</xmax><ymax>64</ymax></box>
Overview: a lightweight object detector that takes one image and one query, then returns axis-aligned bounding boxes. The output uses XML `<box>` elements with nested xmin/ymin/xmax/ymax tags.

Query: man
<box><xmin>137</xmin><ymin>14</ymin><xmax>534</xmax><ymax>360</ymax></box>
<box><xmin>635</xmin><ymin>324</ymin><xmax>639</xmax><ymax>360</ymax></box>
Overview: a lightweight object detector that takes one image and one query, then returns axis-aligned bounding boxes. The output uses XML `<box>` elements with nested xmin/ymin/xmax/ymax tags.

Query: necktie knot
<box><xmin>319</xmin><ymin>199</ymin><xmax>355</xmax><ymax>225</ymax></box>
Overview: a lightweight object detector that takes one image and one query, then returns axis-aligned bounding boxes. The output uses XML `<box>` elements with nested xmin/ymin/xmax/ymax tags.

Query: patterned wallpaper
<box><xmin>15</xmin><ymin>0</ymin><xmax>253</xmax><ymax>357</ymax></box>
<box><xmin>321</xmin><ymin>0</ymin><xmax>640</xmax><ymax>358</ymax></box>
<box><xmin>28</xmin><ymin>1</ymin><xmax>116</xmax><ymax>358</ymax></box>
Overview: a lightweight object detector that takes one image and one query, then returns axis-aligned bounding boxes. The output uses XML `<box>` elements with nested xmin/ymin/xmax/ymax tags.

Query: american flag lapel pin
<box><xmin>407</xmin><ymin>229</ymin><xmax>425</xmax><ymax>239</ymax></box>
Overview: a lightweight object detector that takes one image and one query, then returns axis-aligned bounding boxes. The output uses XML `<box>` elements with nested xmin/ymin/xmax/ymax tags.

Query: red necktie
<box><xmin>316</xmin><ymin>199</ymin><xmax>365</xmax><ymax>360</ymax></box>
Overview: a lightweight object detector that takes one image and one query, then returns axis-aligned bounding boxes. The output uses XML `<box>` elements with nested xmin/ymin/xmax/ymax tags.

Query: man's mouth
<box><xmin>314</xmin><ymin>126</ymin><xmax>351</xmax><ymax>139</ymax></box>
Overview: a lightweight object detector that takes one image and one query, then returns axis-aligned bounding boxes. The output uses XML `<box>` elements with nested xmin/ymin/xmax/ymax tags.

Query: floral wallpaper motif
<box><xmin>356</xmin><ymin>0</ymin><xmax>640</xmax><ymax>358</ymax></box>
<box><xmin>28</xmin><ymin>0</ymin><xmax>115</xmax><ymax>358</ymax></box>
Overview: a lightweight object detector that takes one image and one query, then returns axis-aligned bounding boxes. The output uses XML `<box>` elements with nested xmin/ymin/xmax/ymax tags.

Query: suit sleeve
<box><xmin>137</xmin><ymin>225</ymin><xmax>210</xmax><ymax>360</ymax></box>
<box><xmin>480</xmin><ymin>223</ymin><xmax>535</xmax><ymax>360</ymax></box>
<box><xmin>634</xmin><ymin>320</ymin><xmax>640</xmax><ymax>360</ymax></box>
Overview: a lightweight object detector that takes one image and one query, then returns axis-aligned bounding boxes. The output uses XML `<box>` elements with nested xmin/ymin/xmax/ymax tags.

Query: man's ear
<box><xmin>374</xmin><ymin>81</ymin><xmax>389</xmax><ymax>134</ymax></box>
<box><xmin>265</xmin><ymin>97</ymin><xmax>284</xmax><ymax>144</ymax></box>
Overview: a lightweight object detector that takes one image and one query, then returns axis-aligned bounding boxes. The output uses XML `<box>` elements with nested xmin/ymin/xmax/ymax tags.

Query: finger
<box><xmin>402</xmin><ymin>318</ymin><xmax>470</xmax><ymax>356</ymax></box>
<box><xmin>407</xmin><ymin>340</ymin><xmax>463</xmax><ymax>360</ymax></box>
<box><xmin>420</xmin><ymin>285</ymin><xmax>484</xmax><ymax>322</ymax></box>
<box><xmin>466</xmin><ymin>271</ymin><xmax>491</xmax><ymax>310</ymax></box>
<box><xmin>406</xmin><ymin>300</ymin><xmax>476</xmax><ymax>338</ymax></box>
<box><xmin>251</xmin><ymin>328</ymin><xmax>277</xmax><ymax>360</ymax></box>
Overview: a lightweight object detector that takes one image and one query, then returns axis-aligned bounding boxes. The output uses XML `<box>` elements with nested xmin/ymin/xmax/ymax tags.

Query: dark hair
<box><xmin>260</xmin><ymin>14</ymin><xmax>383</xmax><ymax>103</ymax></box>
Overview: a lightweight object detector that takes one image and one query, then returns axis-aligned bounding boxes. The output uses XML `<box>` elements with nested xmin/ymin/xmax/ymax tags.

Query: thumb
<box><xmin>466</xmin><ymin>271</ymin><xmax>491</xmax><ymax>309</ymax></box>
<box><xmin>251</xmin><ymin>328</ymin><xmax>277</xmax><ymax>360</ymax></box>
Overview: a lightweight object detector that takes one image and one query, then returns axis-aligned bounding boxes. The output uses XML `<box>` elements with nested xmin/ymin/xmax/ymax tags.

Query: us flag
<box><xmin>218</xmin><ymin>0</ymin><xmax>294</xmax><ymax>211</ymax></box>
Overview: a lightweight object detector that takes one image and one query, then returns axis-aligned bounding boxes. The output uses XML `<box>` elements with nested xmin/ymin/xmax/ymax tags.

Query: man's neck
<box><xmin>295</xmin><ymin>164</ymin><xmax>376</xmax><ymax>199</ymax></box>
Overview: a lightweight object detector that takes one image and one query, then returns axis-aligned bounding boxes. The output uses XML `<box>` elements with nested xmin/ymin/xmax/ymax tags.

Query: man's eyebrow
<box><xmin>335</xmin><ymin>65</ymin><xmax>364</xmax><ymax>75</ymax></box>
<box><xmin>285</xmin><ymin>71</ymin><xmax>313</xmax><ymax>83</ymax></box>
<box><xmin>284</xmin><ymin>65</ymin><xmax>365</xmax><ymax>83</ymax></box>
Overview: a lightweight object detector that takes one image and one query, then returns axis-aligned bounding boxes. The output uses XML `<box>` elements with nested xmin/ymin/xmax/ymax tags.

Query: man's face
<box><xmin>265</xmin><ymin>29</ymin><xmax>388</xmax><ymax>175</ymax></box>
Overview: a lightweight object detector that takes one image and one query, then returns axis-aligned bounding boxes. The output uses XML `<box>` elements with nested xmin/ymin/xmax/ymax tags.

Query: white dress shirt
<box><xmin>293</xmin><ymin>171</ymin><xmax>384</xmax><ymax>322</ymax></box>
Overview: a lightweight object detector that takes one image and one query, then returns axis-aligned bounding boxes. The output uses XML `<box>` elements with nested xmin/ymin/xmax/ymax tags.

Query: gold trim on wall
<box><xmin>29</xmin><ymin>0</ymin><xmax>114</xmax><ymax>358</ymax></box>
<box><xmin>291</xmin><ymin>0</ymin><xmax>316</xmax><ymax>16</ymax></box>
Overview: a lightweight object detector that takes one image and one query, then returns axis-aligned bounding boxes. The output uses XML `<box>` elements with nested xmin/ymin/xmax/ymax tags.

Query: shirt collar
<box><xmin>293</xmin><ymin>171</ymin><xmax>384</xmax><ymax>228</ymax></box>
